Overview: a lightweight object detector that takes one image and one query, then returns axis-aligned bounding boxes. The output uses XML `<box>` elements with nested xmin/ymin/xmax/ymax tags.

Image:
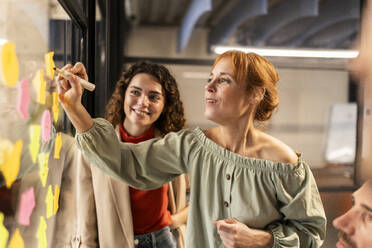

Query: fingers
<box><xmin>213</xmin><ymin>219</ymin><xmax>237</xmax><ymax>234</ymax></box>
<box><xmin>71</xmin><ymin>62</ymin><xmax>88</xmax><ymax>81</ymax></box>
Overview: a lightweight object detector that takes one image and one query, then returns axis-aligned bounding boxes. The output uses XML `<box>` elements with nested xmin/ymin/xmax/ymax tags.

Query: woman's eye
<box><xmin>149</xmin><ymin>95</ymin><xmax>160</xmax><ymax>101</ymax></box>
<box><xmin>131</xmin><ymin>90</ymin><xmax>140</xmax><ymax>96</ymax></box>
<box><xmin>219</xmin><ymin>78</ymin><xmax>230</xmax><ymax>83</ymax></box>
<box><xmin>207</xmin><ymin>78</ymin><xmax>212</xmax><ymax>83</ymax></box>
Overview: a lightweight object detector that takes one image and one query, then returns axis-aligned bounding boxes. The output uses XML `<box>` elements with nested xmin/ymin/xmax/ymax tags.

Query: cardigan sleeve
<box><xmin>267</xmin><ymin>161</ymin><xmax>326</xmax><ymax>248</ymax></box>
<box><xmin>75</xmin><ymin>118</ymin><xmax>197</xmax><ymax>190</ymax></box>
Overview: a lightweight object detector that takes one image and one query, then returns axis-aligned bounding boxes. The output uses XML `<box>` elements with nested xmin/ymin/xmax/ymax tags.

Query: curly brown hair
<box><xmin>105</xmin><ymin>61</ymin><xmax>186</xmax><ymax>135</ymax></box>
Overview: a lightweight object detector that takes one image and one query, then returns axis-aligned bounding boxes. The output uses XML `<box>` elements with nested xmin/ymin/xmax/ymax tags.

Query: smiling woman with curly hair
<box><xmin>78</xmin><ymin>61</ymin><xmax>189</xmax><ymax>248</ymax></box>
<box><xmin>106</xmin><ymin>61</ymin><xmax>186</xmax><ymax>135</ymax></box>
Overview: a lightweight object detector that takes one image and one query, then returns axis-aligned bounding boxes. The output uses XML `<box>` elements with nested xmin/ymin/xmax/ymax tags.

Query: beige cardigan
<box><xmin>77</xmin><ymin>125</ymin><xmax>189</xmax><ymax>247</ymax></box>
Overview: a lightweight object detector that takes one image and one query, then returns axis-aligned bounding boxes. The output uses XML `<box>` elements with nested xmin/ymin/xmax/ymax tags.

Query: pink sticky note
<box><xmin>41</xmin><ymin>110</ymin><xmax>51</xmax><ymax>142</ymax></box>
<box><xmin>18</xmin><ymin>187</ymin><xmax>35</xmax><ymax>226</ymax></box>
<box><xmin>17</xmin><ymin>78</ymin><xmax>30</xmax><ymax>119</ymax></box>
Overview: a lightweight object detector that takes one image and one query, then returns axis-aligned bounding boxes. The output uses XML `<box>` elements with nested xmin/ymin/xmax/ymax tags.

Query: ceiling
<box><xmin>126</xmin><ymin>0</ymin><xmax>361</xmax><ymax>53</ymax></box>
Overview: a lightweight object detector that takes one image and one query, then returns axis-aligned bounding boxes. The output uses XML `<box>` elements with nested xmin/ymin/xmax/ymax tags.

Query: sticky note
<box><xmin>32</xmin><ymin>70</ymin><xmax>46</xmax><ymax>105</ymax></box>
<box><xmin>0</xmin><ymin>136</ymin><xmax>12</xmax><ymax>167</ymax></box>
<box><xmin>52</xmin><ymin>92</ymin><xmax>59</xmax><ymax>123</ymax></box>
<box><xmin>0</xmin><ymin>42</ymin><xmax>19</xmax><ymax>87</ymax></box>
<box><xmin>0</xmin><ymin>140</ymin><xmax>22</xmax><ymax>188</ymax></box>
<box><xmin>8</xmin><ymin>228</ymin><xmax>24</xmax><ymax>248</ymax></box>
<box><xmin>46</xmin><ymin>185</ymin><xmax>53</xmax><ymax>218</ymax></box>
<box><xmin>53</xmin><ymin>185</ymin><xmax>60</xmax><ymax>215</ymax></box>
<box><xmin>36</xmin><ymin>216</ymin><xmax>47</xmax><ymax>248</ymax></box>
<box><xmin>17</xmin><ymin>78</ymin><xmax>30</xmax><ymax>119</ymax></box>
<box><xmin>38</xmin><ymin>153</ymin><xmax>49</xmax><ymax>187</ymax></box>
<box><xmin>45</xmin><ymin>52</ymin><xmax>55</xmax><ymax>80</ymax></box>
<box><xmin>41</xmin><ymin>110</ymin><xmax>51</xmax><ymax>143</ymax></box>
<box><xmin>0</xmin><ymin>212</ymin><xmax>9</xmax><ymax>248</ymax></box>
<box><xmin>18</xmin><ymin>187</ymin><xmax>35</xmax><ymax>226</ymax></box>
<box><xmin>29</xmin><ymin>125</ymin><xmax>41</xmax><ymax>164</ymax></box>
<box><xmin>54</xmin><ymin>133</ymin><xmax>62</xmax><ymax>159</ymax></box>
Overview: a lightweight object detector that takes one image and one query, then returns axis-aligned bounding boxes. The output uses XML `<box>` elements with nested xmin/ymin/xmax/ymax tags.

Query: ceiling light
<box><xmin>212</xmin><ymin>45</ymin><xmax>359</xmax><ymax>59</ymax></box>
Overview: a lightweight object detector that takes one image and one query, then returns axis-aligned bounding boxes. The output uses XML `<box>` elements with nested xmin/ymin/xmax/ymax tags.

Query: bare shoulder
<box><xmin>259</xmin><ymin>132</ymin><xmax>298</xmax><ymax>165</ymax></box>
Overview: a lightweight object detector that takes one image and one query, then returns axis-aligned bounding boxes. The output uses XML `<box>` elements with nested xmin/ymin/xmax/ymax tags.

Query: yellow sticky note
<box><xmin>32</xmin><ymin>70</ymin><xmax>46</xmax><ymax>105</ymax></box>
<box><xmin>38</xmin><ymin>153</ymin><xmax>49</xmax><ymax>187</ymax></box>
<box><xmin>29</xmin><ymin>125</ymin><xmax>41</xmax><ymax>164</ymax></box>
<box><xmin>0</xmin><ymin>140</ymin><xmax>22</xmax><ymax>188</ymax></box>
<box><xmin>0</xmin><ymin>42</ymin><xmax>19</xmax><ymax>87</ymax></box>
<box><xmin>36</xmin><ymin>216</ymin><xmax>47</xmax><ymax>248</ymax></box>
<box><xmin>0</xmin><ymin>136</ymin><xmax>12</xmax><ymax>168</ymax></box>
<box><xmin>0</xmin><ymin>212</ymin><xmax>9</xmax><ymax>248</ymax></box>
<box><xmin>8</xmin><ymin>228</ymin><xmax>24</xmax><ymax>248</ymax></box>
<box><xmin>53</xmin><ymin>185</ymin><xmax>60</xmax><ymax>215</ymax></box>
<box><xmin>46</xmin><ymin>185</ymin><xmax>53</xmax><ymax>218</ymax></box>
<box><xmin>54</xmin><ymin>133</ymin><xmax>62</xmax><ymax>159</ymax></box>
<box><xmin>52</xmin><ymin>92</ymin><xmax>59</xmax><ymax>123</ymax></box>
<box><xmin>44</xmin><ymin>52</ymin><xmax>55</xmax><ymax>80</ymax></box>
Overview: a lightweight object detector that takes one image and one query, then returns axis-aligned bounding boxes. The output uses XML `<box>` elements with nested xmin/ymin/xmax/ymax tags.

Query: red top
<box><xmin>119</xmin><ymin>124</ymin><xmax>172</xmax><ymax>234</ymax></box>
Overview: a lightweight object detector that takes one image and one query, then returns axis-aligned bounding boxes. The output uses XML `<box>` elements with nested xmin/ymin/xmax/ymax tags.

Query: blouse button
<box><xmin>226</xmin><ymin>174</ymin><xmax>231</xmax><ymax>180</ymax></box>
<box><xmin>224</xmin><ymin>201</ymin><xmax>229</xmax><ymax>207</ymax></box>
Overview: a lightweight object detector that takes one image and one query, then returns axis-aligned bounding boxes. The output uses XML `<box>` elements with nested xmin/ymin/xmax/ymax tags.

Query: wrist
<box><xmin>256</xmin><ymin>230</ymin><xmax>273</xmax><ymax>248</ymax></box>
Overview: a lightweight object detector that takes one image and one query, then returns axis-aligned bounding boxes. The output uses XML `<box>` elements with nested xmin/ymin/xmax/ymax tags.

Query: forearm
<box><xmin>171</xmin><ymin>205</ymin><xmax>189</xmax><ymax>228</ymax></box>
<box><xmin>63</xmin><ymin>102</ymin><xmax>94</xmax><ymax>133</ymax></box>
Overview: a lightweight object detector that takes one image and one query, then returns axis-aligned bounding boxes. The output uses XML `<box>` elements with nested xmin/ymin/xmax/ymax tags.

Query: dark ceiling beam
<box><xmin>324</xmin><ymin>29</ymin><xmax>358</xmax><ymax>48</ymax></box>
<box><xmin>252</xmin><ymin>0</ymin><xmax>319</xmax><ymax>46</ymax></box>
<box><xmin>178</xmin><ymin>0</ymin><xmax>212</xmax><ymax>53</ymax></box>
<box><xmin>305</xmin><ymin>20</ymin><xmax>359</xmax><ymax>48</ymax></box>
<box><xmin>287</xmin><ymin>0</ymin><xmax>360</xmax><ymax>47</ymax></box>
<box><xmin>208</xmin><ymin>0</ymin><xmax>267</xmax><ymax>46</ymax></box>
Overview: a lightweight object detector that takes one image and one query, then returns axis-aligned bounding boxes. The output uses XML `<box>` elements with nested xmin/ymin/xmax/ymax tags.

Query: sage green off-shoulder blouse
<box><xmin>76</xmin><ymin>118</ymin><xmax>326</xmax><ymax>248</ymax></box>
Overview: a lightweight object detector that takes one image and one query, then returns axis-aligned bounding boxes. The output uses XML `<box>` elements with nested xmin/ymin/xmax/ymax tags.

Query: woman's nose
<box><xmin>205</xmin><ymin>80</ymin><xmax>216</xmax><ymax>93</ymax></box>
<box><xmin>139</xmin><ymin>95</ymin><xmax>150</xmax><ymax>106</ymax></box>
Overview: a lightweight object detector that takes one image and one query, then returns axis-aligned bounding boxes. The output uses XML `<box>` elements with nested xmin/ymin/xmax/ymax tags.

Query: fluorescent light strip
<box><xmin>212</xmin><ymin>45</ymin><xmax>359</xmax><ymax>59</ymax></box>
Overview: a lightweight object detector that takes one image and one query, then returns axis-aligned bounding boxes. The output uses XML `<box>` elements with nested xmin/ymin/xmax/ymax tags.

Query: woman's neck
<box><xmin>208</xmin><ymin>115</ymin><xmax>260</xmax><ymax>156</ymax></box>
<box><xmin>122</xmin><ymin>119</ymin><xmax>152</xmax><ymax>137</ymax></box>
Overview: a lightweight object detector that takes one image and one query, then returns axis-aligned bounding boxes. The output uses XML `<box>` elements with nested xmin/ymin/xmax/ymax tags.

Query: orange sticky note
<box><xmin>29</xmin><ymin>125</ymin><xmax>41</xmax><ymax>164</ymax></box>
<box><xmin>36</xmin><ymin>216</ymin><xmax>47</xmax><ymax>248</ymax></box>
<box><xmin>46</xmin><ymin>185</ymin><xmax>53</xmax><ymax>218</ymax></box>
<box><xmin>8</xmin><ymin>228</ymin><xmax>24</xmax><ymax>248</ymax></box>
<box><xmin>52</xmin><ymin>92</ymin><xmax>59</xmax><ymax>123</ymax></box>
<box><xmin>53</xmin><ymin>185</ymin><xmax>60</xmax><ymax>215</ymax></box>
<box><xmin>0</xmin><ymin>140</ymin><xmax>22</xmax><ymax>188</ymax></box>
<box><xmin>0</xmin><ymin>212</ymin><xmax>9</xmax><ymax>248</ymax></box>
<box><xmin>32</xmin><ymin>70</ymin><xmax>46</xmax><ymax>105</ymax></box>
<box><xmin>0</xmin><ymin>42</ymin><xmax>19</xmax><ymax>87</ymax></box>
<box><xmin>41</xmin><ymin>110</ymin><xmax>51</xmax><ymax>143</ymax></box>
<box><xmin>54</xmin><ymin>133</ymin><xmax>62</xmax><ymax>159</ymax></box>
<box><xmin>38</xmin><ymin>153</ymin><xmax>49</xmax><ymax>187</ymax></box>
<box><xmin>17</xmin><ymin>78</ymin><xmax>30</xmax><ymax>119</ymax></box>
<box><xmin>44</xmin><ymin>52</ymin><xmax>55</xmax><ymax>80</ymax></box>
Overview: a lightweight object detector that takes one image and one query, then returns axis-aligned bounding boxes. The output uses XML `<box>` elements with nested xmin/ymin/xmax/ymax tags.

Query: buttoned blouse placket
<box><xmin>223</xmin><ymin>164</ymin><xmax>235</xmax><ymax>217</ymax></box>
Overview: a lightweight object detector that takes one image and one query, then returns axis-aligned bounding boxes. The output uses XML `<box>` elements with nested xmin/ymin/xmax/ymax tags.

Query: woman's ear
<box><xmin>256</xmin><ymin>87</ymin><xmax>266</xmax><ymax>103</ymax></box>
<box><xmin>248</xmin><ymin>87</ymin><xmax>265</xmax><ymax>104</ymax></box>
